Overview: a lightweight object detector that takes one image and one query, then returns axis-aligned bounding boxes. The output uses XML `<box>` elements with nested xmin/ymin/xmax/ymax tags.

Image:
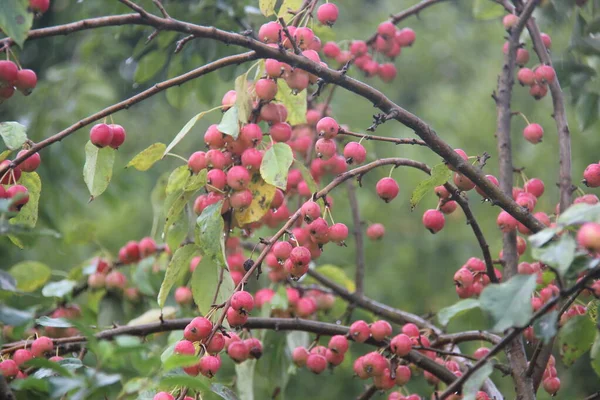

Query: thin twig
<box><xmin>338</xmin><ymin>129</ymin><xmax>427</xmax><ymax>146</ymax></box>
<box><xmin>347</xmin><ymin>180</ymin><xmax>366</xmax><ymax>296</ymax></box>
<box><xmin>355</xmin><ymin>385</ymin><xmax>377</xmax><ymax>400</ymax></box>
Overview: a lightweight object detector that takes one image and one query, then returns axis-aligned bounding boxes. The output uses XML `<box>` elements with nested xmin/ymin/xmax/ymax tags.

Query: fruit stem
<box><xmin>388</xmin><ymin>165</ymin><xmax>395</xmax><ymax>178</ymax></box>
<box><xmin>515</xmin><ymin>111</ymin><xmax>531</xmax><ymax>126</ymax></box>
<box><xmin>165</xmin><ymin>153</ymin><xmax>189</xmax><ymax>164</ymax></box>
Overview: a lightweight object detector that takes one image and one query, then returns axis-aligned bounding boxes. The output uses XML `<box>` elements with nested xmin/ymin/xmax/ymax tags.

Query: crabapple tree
<box><xmin>1</xmin><ymin>0</ymin><xmax>600</xmax><ymax>399</ymax></box>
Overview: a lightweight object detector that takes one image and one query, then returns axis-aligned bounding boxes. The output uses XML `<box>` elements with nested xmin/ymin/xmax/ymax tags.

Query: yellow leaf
<box><xmin>234</xmin><ymin>173</ymin><xmax>276</xmax><ymax>226</ymax></box>
<box><xmin>127</xmin><ymin>307</ymin><xmax>177</xmax><ymax>326</ymax></box>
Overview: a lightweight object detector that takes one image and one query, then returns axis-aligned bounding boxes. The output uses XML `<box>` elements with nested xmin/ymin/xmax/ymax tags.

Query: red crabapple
<box><xmin>583</xmin><ymin>163</ymin><xmax>600</xmax><ymax>187</ymax></box>
<box><xmin>366</xmin><ymin>223</ymin><xmax>385</xmax><ymax>240</ymax></box>
<box><xmin>362</xmin><ymin>352</ymin><xmax>388</xmax><ymax>376</ymax></box>
<box><xmin>306</xmin><ymin>354</ymin><xmax>327</xmax><ymax>374</ymax></box>
<box><xmin>231</xmin><ymin>291</ymin><xmax>254</xmax><ymax>313</ymax></box>
<box><xmin>577</xmin><ymin>223</ymin><xmax>600</xmax><ymax>251</ymax></box>
<box><xmin>175</xmin><ymin>287</ymin><xmax>193</xmax><ymax>305</ymax></box>
<box><xmin>183</xmin><ymin>317</ymin><xmax>212</xmax><ymax>341</ymax></box>
<box><xmin>0</xmin><ymin>359</ymin><xmax>18</xmax><ymax>378</ymax></box>
<box><xmin>422</xmin><ymin>209</ymin><xmax>445</xmax><ymax>233</ymax></box>
<box><xmin>373</xmin><ymin>368</ymin><xmax>395</xmax><ymax>390</ymax></box>
<box><xmin>328</xmin><ymin>335</ymin><xmax>349</xmax><ymax>354</ymax></box>
<box><xmin>534</xmin><ymin>65</ymin><xmax>556</xmax><ymax>84</ymax></box>
<box><xmin>0</xmin><ymin>61</ymin><xmax>18</xmax><ymax>85</ymax></box>
<box><xmin>317</xmin><ymin>3</ymin><xmax>339</xmax><ymax>26</ymax></box>
<box><xmin>227</xmin><ymin>341</ymin><xmax>249</xmax><ymax>363</ymax></box>
<box><xmin>473</xmin><ymin>347</ymin><xmax>491</xmax><ymax>359</ymax></box>
<box><xmin>206</xmin><ymin>332</ymin><xmax>226</xmax><ymax>354</ymax></box>
<box><xmin>475</xmin><ymin>174</ymin><xmax>499</xmax><ymax>197</ymax></box>
<box><xmin>245</xmin><ymin>338</ymin><xmax>263</xmax><ymax>359</ymax></box>
<box><xmin>516</xmin><ymin>48</ymin><xmax>530</xmax><ymax>66</ymax></box>
<box><xmin>524</xmin><ymin>178</ymin><xmax>545</xmax><ymax>197</ymax></box>
<box><xmin>290</xmin><ymin>246</ymin><xmax>311</xmax><ymax>266</ymax></box>
<box><xmin>396</xmin><ymin>28</ymin><xmax>416</xmax><ymax>46</ymax></box>
<box><xmin>395</xmin><ymin>365</ymin><xmax>411</xmax><ymax>386</ymax></box>
<box><xmin>543</xmin><ymin>377</ymin><xmax>560</xmax><ymax>395</ymax></box>
<box><xmin>453</xmin><ymin>173</ymin><xmax>475</xmax><ymax>191</ymax></box>
<box><xmin>199</xmin><ymin>355</ymin><xmax>221</xmax><ymax>378</ymax></box>
<box><xmin>227</xmin><ymin>166</ymin><xmax>251</xmax><ymax>190</ymax></box>
<box><xmin>378</xmin><ymin>63</ymin><xmax>397</xmax><ymax>82</ymax></box>
<box><xmin>87</xmin><ymin>272</ymin><xmax>106</xmax><ymax>289</ymax></box>
<box><xmin>31</xmin><ymin>336</ymin><xmax>54</xmax><ymax>357</ymax></box>
<box><xmin>207</xmin><ymin>169</ymin><xmax>227</xmax><ymax>192</ymax></box>
<box><xmin>390</xmin><ymin>334</ymin><xmax>412</xmax><ymax>356</ymax></box>
<box><xmin>376</xmin><ymin>177</ymin><xmax>399</xmax><ymax>202</ymax></box>
<box><xmin>12</xmin><ymin>349</ymin><xmax>33</xmax><ymax>367</ymax></box>
<box><xmin>108</xmin><ymin>124</ymin><xmax>126</xmax><ymax>149</ymax></box>
<box><xmin>316</xmin><ymin>117</ymin><xmax>339</xmax><ymax>139</ymax></box>
<box><xmin>377</xmin><ymin>21</ymin><xmax>396</xmax><ymax>39</ymax></box>
<box><xmin>343</xmin><ymin>142</ymin><xmax>366</xmax><ymax>165</ymax></box>
<box><xmin>188</xmin><ymin>152</ymin><xmax>207</xmax><ymax>174</ymax></box>
<box><xmin>518</xmin><ymin>68</ymin><xmax>536</xmax><ymax>86</ymax></box>
<box><xmin>440</xmin><ymin>200</ymin><xmax>457</xmax><ymax>214</ymax></box>
<box><xmin>502</xmin><ymin>14</ymin><xmax>519</xmax><ymax>30</ymax></box>
<box><xmin>370</xmin><ymin>320</ymin><xmax>392</xmax><ymax>341</ymax></box>
<box><xmin>16</xmin><ymin>150</ymin><xmax>41</xmax><ymax>173</ymax></box>
<box><xmin>325</xmin><ymin>348</ymin><xmax>344</xmax><ymax>366</ymax></box>
<box><xmin>349</xmin><ymin>320</ymin><xmax>370</xmax><ymax>343</ymax></box>
<box><xmin>7</xmin><ymin>185</ymin><xmax>29</xmax><ymax>210</ymax></box>
<box><xmin>254</xmin><ymin>78</ymin><xmax>278</xmax><ymax>101</ymax></box>
<box><xmin>89</xmin><ymin>123</ymin><xmax>114</xmax><ymax>148</ymax></box>
<box><xmin>269</xmin><ymin>122</ymin><xmax>292</xmax><ymax>143</ymax></box>
<box><xmin>15</xmin><ymin>69</ymin><xmax>37</xmax><ymax>95</ymax></box>
<box><xmin>153</xmin><ymin>393</ymin><xmax>175</xmax><ymax>400</ymax></box>
<box><xmin>530</xmin><ymin>83</ymin><xmax>548</xmax><ymax>100</ymax></box>
<box><xmin>257</xmin><ymin>22</ymin><xmax>281</xmax><ymax>43</ymax></box>
<box><xmin>292</xmin><ymin>347</ymin><xmax>309</xmax><ymax>367</ymax></box>
<box><xmin>315</xmin><ymin>138</ymin><xmax>337</xmax><ymax>159</ymax></box>
<box><xmin>447</xmin><ymin>148</ymin><xmax>468</xmax><ymax>171</ymax></box>
<box><xmin>328</xmin><ymin>223</ymin><xmax>349</xmax><ymax>244</ymax></box>
<box><xmin>523</xmin><ymin>123</ymin><xmax>544</xmax><ymax>144</ymax></box>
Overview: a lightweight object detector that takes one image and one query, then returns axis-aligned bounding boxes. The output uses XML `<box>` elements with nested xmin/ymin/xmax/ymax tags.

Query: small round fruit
<box><xmin>349</xmin><ymin>320</ymin><xmax>370</xmax><ymax>343</ymax></box>
<box><xmin>370</xmin><ymin>320</ymin><xmax>392</xmax><ymax>341</ymax></box>
<box><xmin>175</xmin><ymin>286</ymin><xmax>193</xmax><ymax>305</ymax></box>
<box><xmin>423</xmin><ymin>209</ymin><xmax>445</xmax><ymax>234</ymax></box>
<box><xmin>523</xmin><ymin>123</ymin><xmax>543</xmax><ymax>144</ymax></box>
<box><xmin>317</xmin><ymin>3</ymin><xmax>339</xmax><ymax>26</ymax></box>
<box><xmin>366</xmin><ymin>223</ymin><xmax>385</xmax><ymax>240</ymax></box>
<box><xmin>306</xmin><ymin>354</ymin><xmax>327</xmax><ymax>374</ymax></box>
<box><xmin>89</xmin><ymin>123</ymin><xmax>114</xmax><ymax>148</ymax></box>
<box><xmin>15</xmin><ymin>69</ymin><xmax>37</xmax><ymax>95</ymax></box>
<box><xmin>343</xmin><ymin>142</ymin><xmax>366</xmax><ymax>165</ymax></box>
<box><xmin>31</xmin><ymin>336</ymin><xmax>54</xmax><ymax>357</ymax></box>
<box><xmin>376</xmin><ymin>177</ymin><xmax>399</xmax><ymax>203</ymax></box>
<box><xmin>17</xmin><ymin>150</ymin><xmax>41</xmax><ymax>172</ymax></box>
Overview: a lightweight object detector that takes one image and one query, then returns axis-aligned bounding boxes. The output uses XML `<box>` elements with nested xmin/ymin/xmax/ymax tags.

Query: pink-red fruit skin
<box><xmin>89</xmin><ymin>123</ymin><xmax>114</xmax><ymax>148</ymax></box>
<box><xmin>376</xmin><ymin>177</ymin><xmax>399</xmax><ymax>203</ymax></box>
<box><xmin>422</xmin><ymin>209</ymin><xmax>445</xmax><ymax>234</ymax></box>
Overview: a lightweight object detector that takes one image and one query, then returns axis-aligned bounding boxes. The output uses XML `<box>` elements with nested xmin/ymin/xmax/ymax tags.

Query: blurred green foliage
<box><xmin>2</xmin><ymin>0</ymin><xmax>600</xmax><ymax>398</ymax></box>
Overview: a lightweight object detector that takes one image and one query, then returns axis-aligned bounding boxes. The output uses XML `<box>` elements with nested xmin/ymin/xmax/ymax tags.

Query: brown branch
<box><xmin>356</xmin><ymin>385</ymin><xmax>377</xmax><ymax>400</ymax></box>
<box><xmin>413</xmin><ymin>346</ymin><xmax>511</xmax><ymax>374</ymax></box>
<box><xmin>307</xmin><ymin>268</ymin><xmax>442</xmax><ymax>335</ymax></box>
<box><xmin>338</xmin><ymin>128</ymin><xmax>428</xmax><ymax>146</ymax></box>
<box><xmin>346</xmin><ymin>180</ymin><xmax>366</xmax><ymax>296</ymax></box>
<box><xmin>0</xmin><ymin>52</ymin><xmax>257</xmax><ymax>176</ymax></box>
<box><xmin>152</xmin><ymin>0</ymin><xmax>170</xmax><ymax>19</ymax></box>
<box><xmin>444</xmin><ymin>184</ymin><xmax>497</xmax><ymax>283</ymax></box>
<box><xmin>438</xmin><ymin>265</ymin><xmax>600</xmax><ymax>399</ymax></box>
<box><xmin>433</xmin><ymin>331</ymin><xmax>502</xmax><ymax>347</ymax></box>
<box><xmin>365</xmin><ymin>0</ymin><xmax>448</xmax><ymax>44</ymax></box>
<box><xmin>174</xmin><ymin>34</ymin><xmax>196</xmax><ymax>53</ymax></box>
<box><xmin>1</xmin><ymin>317</ymin><xmax>457</xmax><ymax>384</ymax></box>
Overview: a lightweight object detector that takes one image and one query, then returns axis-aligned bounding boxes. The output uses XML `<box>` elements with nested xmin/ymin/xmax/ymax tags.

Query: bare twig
<box><xmin>356</xmin><ymin>385</ymin><xmax>377</xmax><ymax>400</ymax></box>
<box><xmin>347</xmin><ymin>180</ymin><xmax>366</xmax><ymax>295</ymax></box>
<box><xmin>338</xmin><ymin>128</ymin><xmax>427</xmax><ymax>146</ymax></box>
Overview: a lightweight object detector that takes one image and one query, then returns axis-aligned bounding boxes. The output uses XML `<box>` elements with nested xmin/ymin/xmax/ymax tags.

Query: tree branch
<box><xmin>338</xmin><ymin>128</ymin><xmax>427</xmax><ymax>146</ymax></box>
<box><xmin>355</xmin><ymin>385</ymin><xmax>377</xmax><ymax>400</ymax></box>
<box><xmin>433</xmin><ymin>331</ymin><xmax>502</xmax><ymax>346</ymax></box>
<box><xmin>346</xmin><ymin>180</ymin><xmax>366</xmax><ymax>296</ymax></box>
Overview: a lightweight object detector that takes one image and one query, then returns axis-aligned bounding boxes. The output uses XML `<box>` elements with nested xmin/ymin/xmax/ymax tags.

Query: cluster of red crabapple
<box><xmin>0</xmin><ymin>335</ymin><xmax>61</xmax><ymax>381</ymax></box>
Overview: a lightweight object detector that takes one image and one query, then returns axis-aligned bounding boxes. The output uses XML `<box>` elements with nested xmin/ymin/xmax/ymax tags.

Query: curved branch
<box><xmin>1</xmin><ymin>316</ymin><xmax>457</xmax><ymax>384</ymax></box>
<box><xmin>0</xmin><ymin>52</ymin><xmax>257</xmax><ymax>175</ymax></box>
<box><xmin>433</xmin><ymin>331</ymin><xmax>502</xmax><ymax>346</ymax></box>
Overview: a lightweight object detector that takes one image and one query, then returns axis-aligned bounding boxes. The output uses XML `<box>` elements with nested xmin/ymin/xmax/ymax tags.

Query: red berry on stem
<box><xmin>89</xmin><ymin>123</ymin><xmax>114</xmax><ymax>148</ymax></box>
<box><xmin>376</xmin><ymin>177</ymin><xmax>399</xmax><ymax>202</ymax></box>
<box><xmin>317</xmin><ymin>3</ymin><xmax>339</xmax><ymax>26</ymax></box>
<box><xmin>108</xmin><ymin>124</ymin><xmax>126</xmax><ymax>149</ymax></box>
<box><xmin>366</xmin><ymin>223</ymin><xmax>385</xmax><ymax>240</ymax></box>
<box><xmin>15</xmin><ymin>69</ymin><xmax>37</xmax><ymax>95</ymax></box>
<box><xmin>17</xmin><ymin>150</ymin><xmax>41</xmax><ymax>172</ymax></box>
<box><xmin>523</xmin><ymin>123</ymin><xmax>543</xmax><ymax>144</ymax></box>
<box><xmin>423</xmin><ymin>209</ymin><xmax>445</xmax><ymax>233</ymax></box>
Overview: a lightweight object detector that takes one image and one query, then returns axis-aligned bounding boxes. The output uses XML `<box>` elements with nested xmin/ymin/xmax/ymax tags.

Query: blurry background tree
<box><xmin>1</xmin><ymin>0</ymin><xmax>600</xmax><ymax>399</ymax></box>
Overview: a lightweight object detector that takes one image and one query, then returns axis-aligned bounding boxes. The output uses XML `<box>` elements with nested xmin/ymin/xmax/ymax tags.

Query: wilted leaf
<box><xmin>479</xmin><ymin>274</ymin><xmax>537</xmax><ymax>332</ymax></box>
<box><xmin>234</xmin><ymin>173</ymin><xmax>276</xmax><ymax>226</ymax></box>
<box><xmin>83</xmin><ymin>141</ymin><xmax>115</xmax><ymax>199</ymax></box>
<box><xmin>126</xmin><ymin>142</ymin><xmax>166</xmax><ymax>171</ymax></box>
<box><xmin>259</xmin><ymin>0</ymin><xmax>277</xmax><ymax>16</ymax></box>
<box><xmin>260</xmin><ymin>143</ymin><xmax>293</xmax><ymax>190</ymax></box>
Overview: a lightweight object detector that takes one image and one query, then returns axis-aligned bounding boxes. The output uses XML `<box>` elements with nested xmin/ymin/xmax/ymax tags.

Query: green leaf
<box><xmin>191</xmin><ymin>256</ymin><xmax>235</xmax><ymax>314</ymax></box>
<box><xmin>0</xmin><ymin>149</ymin><xmax>12</xmax><ymax>162</ymax></box>
<box><xmin>9</xmin><ymin>261</ymin><xmax>51</xmax><ymax>291</ymax></box>
<box><xmin>577</xmin><ymin>92</ymin><xmax>599</xmax><ymax>131</ymax></box>
<box><xmin>126</xmin><ymin>142</ymin><xmax>166</xmax><ymax>171</ymax></box>
<box><xmin>479</xmin><ymin>274</ymin><xmax>537</xmax><ymax>332</ymax></box>
<box><xmin>217</xmin><ymin>106</ymin><xmax>240</xmax><ymax>139</ymax></box>
<box><xmin>164</xmin><ymin>110</ymin><xmax>220</xmax><ymax>157</ymax></box>
<box><xmin>462</xmin><ymin>361</ymin><xmax>494</xmax><ymax>400</ymax></box>
<box><xmin>276</xmin><ymin>79</ymin><xmax>307</xmax><ymax>125</ymax></box>
<box><xmin>591</xmin><ymin>333</ymin><xmax>600</xmax><ymax>378</ymax></box>
<box><xmin>259</xmin><ymin>0</ymin><xmax>277</xmax><ymax>16</ymax></box>
<box><xmin>35</xmin><ymin>316</ymin><xmax>73</xmax><ymax>328</ymax></box>
<box><xmin>163</xmin><ymin>167</ymin><xmax>206</xmax><ymax>236</ymax></box>
<box><xmin>235</xmin><ymin>74</ymin><xmax>252</xmax><ymax>124</ymax></box>
<box><xmin>134</xmin><ymin>51</ymin><xmax>168</xmax><ymax>84</ymax></box>
<box><xmin>158</xmin><ymin>244</ymin><xmax>200</xmax><ymax>308</ymax></box>
<box><xmin>294</xmin><ymin>159</ymin><xmax>319</xmax><ymax>194</ymax></box>
<box><xmin>278</xmin><ymin>0</ymin><xmax>304</xmax><ymax>18</ymax></box>
<box><xmin>195</xmin><ymin>201</ymin><xmax>225</xmax><ymax>265</ymax></box>
<box><xmin>558</xmin><ymin>314</ymin><xmax>596</xmax><ymax>366</ymax></box>
<box><xmin>0</xmin><ymin>121</ymin><xmax>27</xmax><ymax>150</ymax></box>
<box><xmin>24</xmin><ymin>358</ymin><xmax>71</xmax><ymax>377</ymax></box>
<box><xmin>0</xmin><ymin>0</ymin><xmax>34</xmax><ymax>48</ymax></box>
<box><xmin>0</xmin><ymin>305</ymin><xmax>33</xmax><ymax>326</ymax></box>
<box><xmin>410</xmin><ymin>163</ymin><xmax>452</xmax><ymax>209</ymax></box>
<box><xmin>9</xmin><ymin>171</ymin><xmax>41</xmax><ymax>228</ymax></box>
<box><xmin>160</xmin><ymin>375</ymin><xmax>211</xmax><ymax>393</ymax></box>
<box><xmin>472</xmin><ymin>0</ymin><xmax>505</xmax><ymax>20</ymax></box>
<box><xmin>162</xmin><ymin>354</ymin><xmax>200</xmax><ymax>371</ymax></box>
<box><xmin>437</xmin><ymin>299</ymin><xmax>480</xmax><ymax>326</ymax></box>
<box><xmin>531</xmin><ymin>234</ymin><xmax>577</xmax><ymax>276</ymax></box>
<box><xmin>310</xmin><ymin>264</ymin><xmax>355</xmax><ymax>292</ymax></box>
<box><xmin>558</xmin><ymin>203</ymin><xmax>600</xmax><ymax>226</ymax></box>
<box><xmin>529</xmin><ymin>227</ymin><xmax>560</xmax><ymax>248</ymax></box>
<box><xmin>42</xmin><ymin>280</ymin><xmax>77</xmax><ymax>298</ymax></box>
<box><xmin>83</xmin><ymin>141</ymin><xmax>115</xmax><ymax>199</ymax></box>
<box><xmin>127</xmin><ymin>307</ymin><xmax>176</xmax><ymax>326</ymax></box>
<box><xmin>234</xmin><ymin>173</ymin><xmax>276</xmax><ymax>226</ymax></box>
<box><xmin>260</xmin><ymin>143</ymin><xmax>293</xmax><ymax>190</ymax></box>
<box><xmin>534</xmin><ymin>310</ymin><xmax>558</xmax><ymax>344</ymax></box>
<box><xmin>211</xmin><ymin>383</ymin><xmax>240</xmax><ymax>400</ymax></box>
<box><xmin>235</xmin><ymin>359</ymin><xmax>256</xmax><ymax>400</ymax></box>
<box><xmin>10</xmin><ymin>376</ymin><xmax>50</xmax><ymax>393</ymax></box>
